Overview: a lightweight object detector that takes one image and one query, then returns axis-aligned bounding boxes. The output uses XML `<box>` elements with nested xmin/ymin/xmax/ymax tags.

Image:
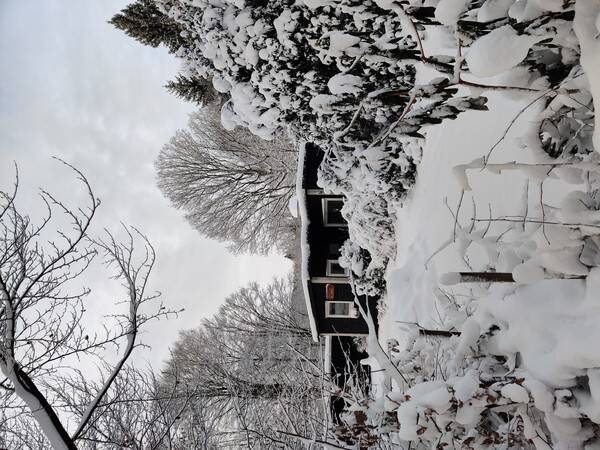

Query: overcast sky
<box><xmin>0</xmin><ymin>1</ymin><xmax>293</xmax><ymax>367</ymax></box>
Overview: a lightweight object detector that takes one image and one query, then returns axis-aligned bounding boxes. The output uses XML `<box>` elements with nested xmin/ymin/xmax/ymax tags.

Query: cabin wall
<box><xmin>304</xmin><ymin>143</ymin><xmax>323</xmax><ymax>189</ymax></box>
<box><xmin>301</xmin><ymin>143</ymin><xmax>380</xmax><ymax>337</ymax></box>
<box><xmin>305</xmin><ymin>196</ymin><xmax>348</xmax><ymax>276</ymax></box>
<box><xmin>309</xmin><ymin>283</ymin><xmax>378</xmax><ymax>335</ymax></box>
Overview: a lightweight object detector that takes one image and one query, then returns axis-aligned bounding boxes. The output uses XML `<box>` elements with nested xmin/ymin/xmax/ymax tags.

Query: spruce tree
<box><xmin>164</xmin><ymin>75</ymin><xmax>220</xmax><ymax>106</ymax></box>
<box><xmin>110</xmin><ymin>0</ymin><xmax>184</xmax><ymax>53</ymax></box>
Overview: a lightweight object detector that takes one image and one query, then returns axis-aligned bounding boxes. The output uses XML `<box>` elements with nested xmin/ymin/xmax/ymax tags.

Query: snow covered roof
<box><xmin>296</xmin><ymin>142</ymin><xmax>319</xmax><ymax>342</ymax></box>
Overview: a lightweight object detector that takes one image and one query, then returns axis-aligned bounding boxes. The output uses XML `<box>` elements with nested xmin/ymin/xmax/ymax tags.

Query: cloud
<box><xmin>0</xmin><ymin>0</ymin><xmax>293</xmax><ymax>367</ymax></box>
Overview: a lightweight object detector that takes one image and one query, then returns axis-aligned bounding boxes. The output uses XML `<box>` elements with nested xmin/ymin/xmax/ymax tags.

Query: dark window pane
<box><xmin>328</xmin><ymin>260</ymin><xmax>347</xmax><ymax>276</ymax></box>
<box><xmin>326</xmin><ymin>199</ymin><xmax>344</xmax><ymax>224</ymax></box>
<box><xmin>329</xmin><ymin>302</ymin><xmax>350</xmax><ymax>316</ymax></box>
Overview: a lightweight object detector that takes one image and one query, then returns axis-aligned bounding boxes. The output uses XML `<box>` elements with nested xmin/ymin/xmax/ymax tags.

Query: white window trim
<box><xmin>326</xmin><ymin>259</ymin><xmax>350</xmax><ymax>277</ymax></box>
<box><xmin>325</xmin><ymin>301</ymin><xmax>358</xmax><ymax>319</ymax></box>
<box><xmin>311</xmin><ymin>277</ymin><xmax>347</xmax><ymax>284</ymax></box>
<box><xmin>321</xmin><ymin>198</ymin><xmax>347</xmax><ymax>227</ymax></box>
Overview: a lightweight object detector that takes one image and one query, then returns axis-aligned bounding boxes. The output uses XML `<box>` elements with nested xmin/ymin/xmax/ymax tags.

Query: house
<box><xmin>296</xmin><ymin>142</ymin><xmax>379</xmax><ymax>424</ymax></box>
<box><xmin>296</xmin><ymin>143</ymin><xmax>379</xmax><ymax>342</ymax></box>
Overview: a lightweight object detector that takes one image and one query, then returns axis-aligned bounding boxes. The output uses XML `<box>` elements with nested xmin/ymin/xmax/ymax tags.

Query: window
<box><xmin>326</xmin><ymin>259</ymin><xmax>349</xmax><ymax>277</ymax></box>
<box><xmin>322</xmin><ymin>198</ymin><xmax>346</xmax><ymax>227</ymax></box>
<box><xmin>325</xmin><ymin>301</ymin><xmax>358</xmax><ymax>318</ymax></box>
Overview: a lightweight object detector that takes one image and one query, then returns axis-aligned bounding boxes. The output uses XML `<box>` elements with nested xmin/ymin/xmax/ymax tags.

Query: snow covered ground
<box><xmin>365</xmin><ymin>3</ymin><xmax>600</xmax><ymax>449</ymax></box>
<box><xmin>381</xmin><ymin>91</ymin><xmax>539</xmax><ymax>342</ymax></box>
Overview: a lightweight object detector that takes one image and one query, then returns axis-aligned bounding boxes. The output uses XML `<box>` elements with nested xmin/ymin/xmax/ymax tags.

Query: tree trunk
<box><xmin>4</xmin><ymin>362</ymin><xmax>78</xmax><ymax>450</ymax></box>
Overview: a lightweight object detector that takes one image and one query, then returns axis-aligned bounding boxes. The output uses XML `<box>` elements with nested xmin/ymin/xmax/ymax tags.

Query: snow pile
<box><xmin>474</xmin><ymin>272</ymin><xmax>600</xmax><ymax>387</ymax></box>
<box><xmin>465</xmin><ymin>25</ymin><xmax>545</xmax><ymax>78</ymax></box>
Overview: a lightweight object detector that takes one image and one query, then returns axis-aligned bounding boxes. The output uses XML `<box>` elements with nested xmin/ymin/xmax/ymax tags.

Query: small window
<box><xmin>326</xmin><ymin>259</ymin><xmax>349</xmax><ymax>277</ymax></box>
<box><xmin>322</xmin><ymin>198</ymin><xmax>346</xmax><ymax>227</ymax></box>
<box><xmin>325</xmin><ymin>301</ymin><xmax>358</xmax><ymax>319</ymax></box>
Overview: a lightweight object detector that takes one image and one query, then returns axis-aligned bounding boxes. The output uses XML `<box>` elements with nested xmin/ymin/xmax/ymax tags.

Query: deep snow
<box><xmin>365</xmin><ymin>1</ymin><xmax>600</xmax><ymax>448</ymax></box>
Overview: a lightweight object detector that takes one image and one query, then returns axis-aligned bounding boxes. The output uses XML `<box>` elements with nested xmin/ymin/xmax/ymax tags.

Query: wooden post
<box><xmin>457</xmin><ymin>272</ymin><xmax>515</xmax><ymax>283</ymax></box>
<box><xmin>441</xmin><ymin>271</ymin><xmax>587</xmax><ymax>285</ymax></box>
<box><xmin>440</xmin><ymin>271</ymin><xmax>514</xmax><ymax>285</ymax></box>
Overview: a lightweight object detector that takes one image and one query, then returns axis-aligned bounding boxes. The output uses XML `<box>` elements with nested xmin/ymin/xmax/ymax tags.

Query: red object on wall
<box><xmin>325</xmin><ymin>284</ymin><xmax>335</xmax><ymax>300</ymax></box>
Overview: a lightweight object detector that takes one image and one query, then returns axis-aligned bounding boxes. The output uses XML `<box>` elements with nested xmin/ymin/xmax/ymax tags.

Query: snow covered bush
<box><xmin>450</xmin><ymin>1</ymin><xmax>596</xmax><ymax>162</ymax></box>
<box><xmin>339</xmin><ymin>240</ymin><xmax>387</xmax><ymax>297</ymax></box>
<box><xmin>538</xmin><ymin>76</ymin><xmax>596</xmax><ymax>159</ymax></box>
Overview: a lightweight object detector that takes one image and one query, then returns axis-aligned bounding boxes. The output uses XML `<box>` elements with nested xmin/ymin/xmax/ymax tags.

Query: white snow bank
<box><xmin>475</xmin><ymin>269</ymin><xmax>600</xmax><ymax>387</ymax></box>
<box><xmin>466</xmin><ymin>25</ymin><xmax>544</xmax><ymax>77</ymax></box>
<box><xmin>574</xmin><ymin>0</ymin><xmax>600</xmax><ymax>153</ymax></box>
<box><xmin>380</xmin><ymin>92</ymin><xmax>542</xmax><ymax>343</ymax></box>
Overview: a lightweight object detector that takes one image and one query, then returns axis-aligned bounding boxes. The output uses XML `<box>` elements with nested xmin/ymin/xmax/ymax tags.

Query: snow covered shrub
<box><xmin>452</xmin><ymin>1</ymin><xmax>598</xmax><ymax>163</ymax></box>
<box><xmin>539</xmin><ymin>104</ymin><xmax>595</xmax><ymax>159</ymax></box>
<box><xmin>459</xmin><ymin>7</ymin><xmax>578</xmax><ymax>82</ymax></box>
<box><xmin>538</xmin><ymin>83</ymin><xmax>596</xmax><ymax>159</ymax></box>
<box><xmin>348</xmin><ymin>321</ymin><xmax>600</xmax><ymax>449</ymax></box>
<box><xmin>353</xmin><ymin>336</ymin><xmax>368</xmax><ymax>353</ymax></box>
<box><xmin>339</xmin><ymin>240</ymin><xmax>386</xmax><ymax>298</ymax></box>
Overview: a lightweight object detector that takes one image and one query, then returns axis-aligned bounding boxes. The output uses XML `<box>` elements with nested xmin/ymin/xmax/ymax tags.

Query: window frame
<box><xmin>321</xmin><ymin>198</ymin><xmax>347</xmax><ymax>227</ymax></box>
<box><xmin>326</xmin><ymin>259</ymin><xmax>350</xmax><ymax>277</ymax></box>
<box><xmin>324</xmin><ymin>301</ymin><xmax>358</xmax><ymax>319</ymax></box>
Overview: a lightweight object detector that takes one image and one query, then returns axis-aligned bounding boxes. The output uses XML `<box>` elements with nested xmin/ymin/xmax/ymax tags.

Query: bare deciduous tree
<box><xmin>0</xmin><ymin>161</ymin><xmax>176</xmax><ymax>449</ymax></box>
<box><xmin>158</xmin><ymin>277</ymin><xmax>328</xmax><ymax>448</ymax></box>
<box><xmin>155</xmin><ymin>105</ymin><xmax>298</xmax><ymax>255</ymax></box>
<box><xmin>44</xmin><ymin>366</ymin><xmax>202</xmax><ymax>450</ymax></box>
<box><xmin>207</xmin><ymin>276</ymin><xmax>311</xmax><ymax>339</ymax></box>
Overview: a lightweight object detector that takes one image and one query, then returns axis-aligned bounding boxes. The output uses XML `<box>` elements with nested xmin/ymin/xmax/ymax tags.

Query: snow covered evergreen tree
<box><xmin>110</xmin><ymin>0</ymin><xmax>185</xmax><ymax>53</ymax></box>
<box><xmin>165</xmin><ymin>74</ymin><xmax>220</xmax><ymax>105</ymax></box>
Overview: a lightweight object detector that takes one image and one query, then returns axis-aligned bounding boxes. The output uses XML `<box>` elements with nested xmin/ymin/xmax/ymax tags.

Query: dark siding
<box><xmin>303</xmin><ymin>143</ymin><xmax>323</xmax><ymax>189</ymax></box>
<box><xmin>305</xmin><ymin>195</ymin><xmax>349</xmax><ymax>277</ymax></box>
<box><xmin>312</xmin><ymin>283</ymin><xmax>374</xmax><ymax>335</ymax></box>
<box><xmin>301</xmin><ymin>142</ymin><xmax>380</xmax><ymax>337</ymax></box>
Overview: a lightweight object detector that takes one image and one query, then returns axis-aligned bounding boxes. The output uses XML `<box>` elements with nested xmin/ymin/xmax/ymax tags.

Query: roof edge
<box><xmin>296</xmin><ymin>142</ymin><xmax>319</xmax><ymax>342</ymax></box>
